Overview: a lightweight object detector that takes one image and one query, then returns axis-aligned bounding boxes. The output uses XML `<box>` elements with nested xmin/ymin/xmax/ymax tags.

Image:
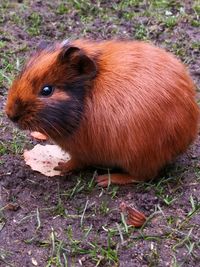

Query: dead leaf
<box><xmin>5</xmin><ymin>203</ymin><xmax>19</xmax><ymax>211</ymax></box>
<box><xmin>30</xmin><ymin>131</ymin><xmax>48</xmax><ymax>141</ymax></box>
<box><xmin>120</xmin><ymin>202</ymin><xmax>146</xmax><ymax>227</ymax></box>
<box><xmin>24</xmin><ymin>144</ymin><xmax>70</xmax><ymax>177</ymax></box>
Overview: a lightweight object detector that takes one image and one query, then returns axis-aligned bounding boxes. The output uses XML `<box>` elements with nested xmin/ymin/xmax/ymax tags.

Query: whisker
<box><xmin>32</xmin><ymin>118</ymin><xmax>49</xmax><ymax>137</ymax></box>
<box><xmin>39</xmin><ymin>127</ymin><xmax>49</xmax><ymax>139</ymax></box>
<box><xmin>41</xmin><ymin>117</ymin><xmax>63</xmax><ymax>137</ymax></box>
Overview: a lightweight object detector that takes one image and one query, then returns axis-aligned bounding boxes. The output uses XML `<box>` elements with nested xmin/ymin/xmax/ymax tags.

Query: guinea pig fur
<box><xmin>6</xmin><ymin>39</ymin><xmax>199</xmax><ymax>186</ymax></box>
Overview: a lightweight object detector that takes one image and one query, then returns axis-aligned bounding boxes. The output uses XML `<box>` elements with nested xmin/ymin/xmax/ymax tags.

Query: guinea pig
<box><xmin>6</xmin><ymin>39</ymin><xmax>199</xmax><ymax>186</ymax></box>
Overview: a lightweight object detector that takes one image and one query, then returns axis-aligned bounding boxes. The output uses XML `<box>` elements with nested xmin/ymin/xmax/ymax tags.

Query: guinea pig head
<box><xmin>6</xmin><ymin>43</ymin><xmax>97</xmax><ymax>140</ymax></box>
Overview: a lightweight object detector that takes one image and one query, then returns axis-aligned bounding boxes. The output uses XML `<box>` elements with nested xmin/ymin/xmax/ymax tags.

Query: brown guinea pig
<box><xmin>6</xmin><ymin>39</ymin><xmax>199</xmax><ymax>186</ymax></box>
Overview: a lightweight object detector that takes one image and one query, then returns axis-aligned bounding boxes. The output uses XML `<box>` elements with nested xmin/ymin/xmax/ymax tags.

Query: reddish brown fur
<box><xmin>6</xmin><ymin>40</ymin><xmax>199</xmax><ymax>185</ymax></box>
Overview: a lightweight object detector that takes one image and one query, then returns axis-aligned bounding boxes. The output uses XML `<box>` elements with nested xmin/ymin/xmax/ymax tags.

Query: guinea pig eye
<box><xmin>40</xmin><ymin>85</ymin><xmax>54</xmax><ymax>97</ymax></box>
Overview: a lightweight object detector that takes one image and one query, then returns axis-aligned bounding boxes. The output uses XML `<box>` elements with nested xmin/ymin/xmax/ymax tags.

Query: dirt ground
<box><xmin>0</xmin><ymin>1</ymin><xmax>200</xmax><ymax>267</ymax></box>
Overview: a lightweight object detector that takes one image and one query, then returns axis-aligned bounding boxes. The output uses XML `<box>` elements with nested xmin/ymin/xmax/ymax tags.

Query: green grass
<box><xmin>26</xmin><ymin>13</ymin><xmax>42</xmax><ymax>36</ymax></box>
<box><xmin>193</xmin><ymin>0</ymin><xmax>200</xmax><ymax>15</ymax></box>
<box><xmin>0</xmin><ymin>51</ymin><xmax>25</xmax><ymax>89</ymax></box>
<box><xmin>0</xmin><ymin>126</ymin><xmax>28</xmax><ymax>156</ymax></box>
<box><xmin>134</xmin><ymin>24</ymin><xmax>149</xmax><ymax>40</ymax></box>
<box><xmin>0</xmin><ymin>248</ymin><xmax>13</xmax><ymax>267</ymax></box>
<box><xmin>45</xmin><ymin>226</ymin><xmax>119</xmax><ymax>267</ymax></box>
<box><xmin>56</xmin><ymin>3</ymin><xmax>69</xmax><ymax>14</ymax></box>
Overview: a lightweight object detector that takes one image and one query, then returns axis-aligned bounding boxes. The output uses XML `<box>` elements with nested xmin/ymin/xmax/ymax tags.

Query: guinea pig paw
<box><xmin>54</xmin><ymin>161</ymin><xmax>73</xmax><ymax>174</ymax></box>
<box><xmin>96</xmin><ymin>173</ymin><xmax>136</xmax><ymax>187</ymax></box>
<box><xmin>96</xmin><ymin>175</ymin><xmax>110</xmax><ymax>187</ymax></box>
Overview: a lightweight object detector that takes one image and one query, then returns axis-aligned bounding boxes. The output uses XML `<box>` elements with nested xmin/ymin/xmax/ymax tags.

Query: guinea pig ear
<box><xmin>58</xmin><ymin>46</ymin><xmax>97</xmax><ymax>80</ymax></box>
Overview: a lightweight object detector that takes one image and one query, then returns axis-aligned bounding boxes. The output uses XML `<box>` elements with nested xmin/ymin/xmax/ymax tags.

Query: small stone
<box><xmin>165</xmin><ymin>10</ymin><xmax>172</xmax><ymax>16</ymax></box>
<box><xmin>31</xmin><ymin>258</ymin><xmax>38</xmax><ymax>266</ymax></box>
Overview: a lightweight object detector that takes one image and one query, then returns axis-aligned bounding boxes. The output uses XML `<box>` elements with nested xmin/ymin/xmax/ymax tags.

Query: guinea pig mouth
<box><xmin>15</xmin><ymin>120</ymin><xmax>30</xmax><ymax>130</ymax></box>
<box><xmin>15</xmin><ymin>116</ymin><xmax>38</xmax><ymax>132</ymax></box>
<box><xmin>18</xmin><ymin>117</ymin><xmax>49</xmax><ymax>137</ymax></box>
<box><xmin>18</xmin><ymin>122</ymin><xmax>29</xmax><ymax>130</ymax></box>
